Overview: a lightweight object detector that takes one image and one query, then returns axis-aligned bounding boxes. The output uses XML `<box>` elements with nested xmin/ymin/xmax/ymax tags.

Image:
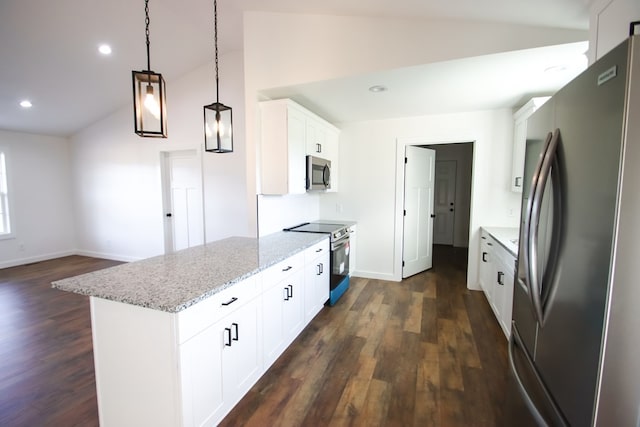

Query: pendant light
<box><xmin>203</xmin><ymin>0</ymin><xmax>233</xmax><ymax>153</ymax></box>
<box><xmin>132</xmin><ymin>0</ymin><xmax>167</xmax><ymax>138</ymax></box>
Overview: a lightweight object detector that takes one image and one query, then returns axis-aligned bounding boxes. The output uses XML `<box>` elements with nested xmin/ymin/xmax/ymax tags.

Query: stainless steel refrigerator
<box><xmin>506</xmin><ymin>32</ymin><xmax>640</xmax><ymax>426</ymax></box>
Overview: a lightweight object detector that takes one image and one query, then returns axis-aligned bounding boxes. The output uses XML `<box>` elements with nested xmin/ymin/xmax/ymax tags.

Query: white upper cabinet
<box><xmin>589</xmin><ymin>0</ymin><xmax>640</xmax><ymax>63</ymax></box>
<box><xmin>260</xmin><ymin>99</ymin><xmax>340</xmax><ymax>195</ymax></box>
<box><xmin>510</xmin><ymin>97</ymin><xmax>550</xmax><ymax>193</ymax></box>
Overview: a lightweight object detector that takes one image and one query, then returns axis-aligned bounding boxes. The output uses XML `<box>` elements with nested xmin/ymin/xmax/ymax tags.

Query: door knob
<box><xmin>166</xmin><ymin>213</ymin><xmax>172</xmax><ymax>217</ymax></box>
<box><xmin>449</xmin><ymin>208</ymin><xmax>454</xmax><ymax>212</ymax></box>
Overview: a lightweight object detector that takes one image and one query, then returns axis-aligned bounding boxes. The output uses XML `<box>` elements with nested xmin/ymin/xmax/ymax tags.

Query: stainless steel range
<box><xmin>283</xmin><ymin>222</ymin><xmax>350</xmax><ymax>305</ymax></box>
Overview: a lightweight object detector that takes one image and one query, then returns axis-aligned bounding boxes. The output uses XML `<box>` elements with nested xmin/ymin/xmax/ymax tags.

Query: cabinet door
<box><xmin>262</xmin><ymin>282</ymin><xmax>286</xmax><ymax>367</ymax></box>
<box><xmin>180</xmin><ymin>323</ymin><xmax>225</xmax><ymax>427</ymax></box>
<box><xmin>306</xmin><ymin>119</ymin><xmax>326</xmax><ymax>156</ymax></box>
<box><xmin>478</xmin><ymin>235</ymin><xmax>494</xmax><ymax>296</ymax></box>
<box><xmin>305</xmin><ymin>250</ymin><xmax>330</xmax><ymax>322</ymax></box>
<box><xmin>221</xmin><ymin>298</ymin><xmax>262</xmax><ymax>409</ymax></box>
<box><xmin>287</xmin><ymin>107</ymin><xmax>307</xmax><ymax>194</ymax></box>
<box><xmin>259</xmin><ymin>100</ymin><xmax>306</xmax><ymax>195</ymax></box>
<box><xmin>511</xmin><ymin>98</ymin><xmax>550</xmax><ymax>193</ymax></box>
<box><xmin>282</xmin><ymin>269</ymin><xmax>306</xmax><ymax>344</ymax></box>
<box><xmin>500</xmin><ymin>263</ymin><xmax>515</xmax><ymax>337</ymax></box>
<box><xmin>511</xmin><ymin>117</ymin><xmax>528</xmax><ymax>192</ymax></box>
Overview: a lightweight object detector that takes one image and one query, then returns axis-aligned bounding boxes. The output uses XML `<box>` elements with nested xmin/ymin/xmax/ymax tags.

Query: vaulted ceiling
<box><xmin>0</xmin><ymin>0</ymin><xmax>593</xmax><ymax>137</ymax></box>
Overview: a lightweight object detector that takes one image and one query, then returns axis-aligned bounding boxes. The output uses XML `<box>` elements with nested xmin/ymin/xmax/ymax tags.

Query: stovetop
<box><xmin>283</xmin><ymin>222</ymin><xmax>350</xmax><ymax>241</ymax></box>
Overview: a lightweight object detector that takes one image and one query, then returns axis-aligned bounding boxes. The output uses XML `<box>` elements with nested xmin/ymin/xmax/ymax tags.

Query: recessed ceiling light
<box><xmin>98</xmin><ymin>44</ymin><xmax>112</xmax><ymax>55</ymax></box>
<box><xmin>19</xmin><ymin>100</ymin><xmax>32</xmax><ymax>108</ymax></box>
<box><xmin>369</xmin><ymin>85</ymin><xmax>388</xmax><ymax>93</ymax></box>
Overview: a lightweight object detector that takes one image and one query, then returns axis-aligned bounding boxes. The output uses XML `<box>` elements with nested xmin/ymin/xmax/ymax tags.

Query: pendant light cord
<box><xmin>145</xmin><ymin>0</ymin><xmax>151</xmax><ymax>76</ymax></box>
<box><xmin>214</xmin><ymin>0</ymin><xmax>220</xmax><ymax>103</ymax></box>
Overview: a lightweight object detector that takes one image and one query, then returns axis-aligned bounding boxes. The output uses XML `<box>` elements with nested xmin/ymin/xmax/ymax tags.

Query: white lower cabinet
<box><xmin>478</xmin><ymin>229</ymin><xmax>515</xmax><ymax>338</ymax></box>
<box><xmin>262</xmin><ymin>263</ymin><xmax>305</xmax><ymax>367</ymax></box>
<box><xmin>179</xmin><ymin>282</ymin><xmax>262</xmax><ymax>427</ymax></box>
<box><xmin>90</xmin><ymin>238</ymin><xmax>330</xmax><ymax>427</ymax></box>
<box><xmin>304</xmin><ymin>239</ymin><xmax>330</xmax><ymax>322</ymax></box>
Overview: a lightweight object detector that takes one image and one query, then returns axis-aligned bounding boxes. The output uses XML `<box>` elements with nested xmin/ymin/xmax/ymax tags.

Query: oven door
<box><xmin>330</xmin><ymin>235</ymin><xmax>350</xmax><ymax>289</ymax></box>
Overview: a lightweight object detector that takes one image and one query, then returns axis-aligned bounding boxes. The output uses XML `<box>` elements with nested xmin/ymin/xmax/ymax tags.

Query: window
<box><xmin>0</xmin><ymin>150</ymin><xmax>11</xmax><ymax>236</ymax></box>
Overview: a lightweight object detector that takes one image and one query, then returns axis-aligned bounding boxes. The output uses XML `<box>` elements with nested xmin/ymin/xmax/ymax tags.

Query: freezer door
<box><xmin>506</xmin><ymin>323</ymin><xmax>569</xmax><ymax>426</ymax></box>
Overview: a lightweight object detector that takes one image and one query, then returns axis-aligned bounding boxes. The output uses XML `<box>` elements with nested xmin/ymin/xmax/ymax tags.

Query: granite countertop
<box><xmin>52</xmin><ymin>232</ymin><xmax>327</xmax><ymax>313</ymax></box>
<box><xmin>482</xmin><ymin>226</ymin><xmax>520</xmax><ymax>257</ymax></box>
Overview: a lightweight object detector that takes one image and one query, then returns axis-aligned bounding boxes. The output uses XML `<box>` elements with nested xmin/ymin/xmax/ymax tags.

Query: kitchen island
<box><xmin>53</xmin><ymin>232</ymin><xmax>330</xmax><ymax>427</ymax></box>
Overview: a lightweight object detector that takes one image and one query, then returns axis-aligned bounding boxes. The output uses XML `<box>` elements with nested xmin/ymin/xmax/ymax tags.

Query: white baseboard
<box><xmin>1</xmin><ymin>250</ymin><xmax>142</xmax><ymax>269</ymax></box>
<box><xmin>0</xmin><ymin>250</ymin><xmax>76</xmax><ymax>269</ymax></box>
<box><xmin>75</xmin><ymin>250</ymin><xmax>141</xmax><ymax>263</ymax></box>
<box><xmin>351</xmin><ymin>270</ymin><xmax>399</xmax><ymax>282</ymax></box>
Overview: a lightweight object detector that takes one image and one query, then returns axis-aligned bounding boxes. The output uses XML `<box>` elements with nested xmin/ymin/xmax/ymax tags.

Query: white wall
<box><xmin>71</xmin><ymin>50</ymin><xmax>249</xmax><ymax>261</ymax></box>
<box><xmin>319</xmin><ymin>110</ymin><xmax>520</xmax><ymax>286</ymax></box>
<box><xmin>244</xmin><ymin>11</ymin><xmax>588</xmax><ymax>285</ymax></box>
<box><xmin>0</xmin><ymin>130</ymin><xmax>76</xmax><ymax>268</ymax></box>
<box><xmin>257</xmin><ymin>194</ymin><xmax>320</xmax><ymax>237</ymax></box>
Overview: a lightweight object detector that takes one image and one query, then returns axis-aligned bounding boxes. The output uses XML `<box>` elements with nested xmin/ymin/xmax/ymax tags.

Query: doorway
<box><xmin>160</xmin><ymin>150</ymin><xmax>205</xmax><ymax>253</ymax></box>
<box><xmin>395</xmin><ymin>140</ymin><xmax>474</xmax><ymax>281</ymax></box>
<box><xmin>426</xmin><ymin>143</ymin><xmax>473</xmax><ymax>248</ymax></box>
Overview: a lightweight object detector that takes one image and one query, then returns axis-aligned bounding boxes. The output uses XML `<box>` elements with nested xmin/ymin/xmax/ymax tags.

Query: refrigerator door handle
<box><xmin>522</xmin><ymin>131</ymin><xmax>553</xmax><ymax>316</ymax></box>
<box><xmin>509</xmin><ymin>322</ymin><xmax>569</xmax><ymax>427</ymax></box>
<box><xmin>527</xmin><ymin>129</ymin><xmax>561</xmax><ymax>325</ymax></box>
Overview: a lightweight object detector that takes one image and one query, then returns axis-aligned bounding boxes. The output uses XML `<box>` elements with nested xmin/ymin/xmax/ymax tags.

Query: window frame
<box><xmin>0</xmin><ymin>146</ymin><xmax>15</xmax><ymax>240</ymax></box>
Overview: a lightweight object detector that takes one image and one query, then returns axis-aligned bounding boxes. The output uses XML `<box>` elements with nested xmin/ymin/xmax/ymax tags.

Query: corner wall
<box><xmin>0</xmin><ymin>130</ymin><xmax>76</xmax><ymax>268</ymax></box>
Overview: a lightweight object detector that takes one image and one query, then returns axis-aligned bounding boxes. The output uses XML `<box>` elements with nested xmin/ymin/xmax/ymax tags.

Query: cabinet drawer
<box><xmin>305</xmin><ymin>239</ymin><xmax>329</xmax><ymax>262</ymax></box>
<box><xmin>177</xmin><ymin>276</ymin><xmax>259</xmax><ymax>344</ymax></box>
<box><xmin>262</xmin><ymin>252</ymin><xmax>304</xmax><ymax>291</ymax></box>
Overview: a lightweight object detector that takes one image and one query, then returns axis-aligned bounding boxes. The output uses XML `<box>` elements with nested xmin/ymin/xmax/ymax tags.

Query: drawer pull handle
<box><xmin>282</xmin><ymin>266</ymin><xmax>293</xmax><ymax>272</ymax></box>
<box><xmin>482</xmin><ymin>252</ymin><xmax>488</xmax><ymax>262</ymax></box>
<box><xmin>221</xmin><ymin>297</ymin><xmax>238</xmax><ymax>306</ymax></box>
<box><xmin>497</xmin><ymin>271</ymin><xmax>505</xmax><ymax>285</ymax></box>
<box><xmin>316</xmin><ymin>248</ymin><xmax>323</xmax><ymax>253</ymax></box>
<box><xmin>284</xmin><ymin>286</ymin><xmax>291</xmax><ymax>301</ymax></box>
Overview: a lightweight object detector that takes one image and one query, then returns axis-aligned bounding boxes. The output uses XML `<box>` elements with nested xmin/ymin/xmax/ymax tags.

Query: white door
<box><xmin>162</xmin><ymin>150</ymin><xmax>205</xmax><ymax>253</ymax></box>
<box><xmin>402</xmin><ymin>146</ymin><xmax>435</xmax><ymax>278</ymax></box>
<box><xmin>433</xmin><ymin>160</ymin><xmax>457</xmax><ymax>245</ymax></box>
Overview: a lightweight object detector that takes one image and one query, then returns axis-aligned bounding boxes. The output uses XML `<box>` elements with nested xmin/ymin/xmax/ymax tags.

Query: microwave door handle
<box><xmin>323</xmin><ymin>164</ymin><xmax>331</xmax><ymax>187</ymax></box>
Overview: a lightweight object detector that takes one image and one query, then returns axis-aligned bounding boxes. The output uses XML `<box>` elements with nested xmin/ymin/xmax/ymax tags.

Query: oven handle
<box><xmin>331</xmin><ymin>235</ymin><xmax>350</xmax><ymax>251</ymax></box>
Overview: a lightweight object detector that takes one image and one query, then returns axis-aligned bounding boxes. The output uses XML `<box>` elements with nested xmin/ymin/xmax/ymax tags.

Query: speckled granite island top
<box><xmin>52</xmin><ymin>232</ymin><xmax>327</xmax><ymax>313</ymax></box>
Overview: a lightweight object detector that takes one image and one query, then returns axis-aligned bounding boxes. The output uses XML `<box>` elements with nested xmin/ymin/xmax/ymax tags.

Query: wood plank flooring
<box><xmin>0</xmin><ymin>256</ymin><xmax>122</xmax><ymax>427</ymax></box>
<box><xmin>221</xmin><ymin>245</ymin><xmax>509</xmax><ymax>426</ymax></box>
<box><xmin>0</xmin><ymin>246</ymin><xmax>508</xmax><ymax>426</ymax></box>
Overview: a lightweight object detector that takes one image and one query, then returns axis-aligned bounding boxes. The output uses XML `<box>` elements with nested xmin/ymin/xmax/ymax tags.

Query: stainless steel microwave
<box><xmin>306</xmin><ymin>155</ymin><xmax>331</xmax><ymax>191</ymax></box>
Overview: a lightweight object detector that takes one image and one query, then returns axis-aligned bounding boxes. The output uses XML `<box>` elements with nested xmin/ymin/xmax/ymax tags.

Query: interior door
<box><xmin>433</xmin><ymin>160</ymin><xmax>457</xmax><ymax>245</ymax></box>
<box><xmin>402</xmin><ymin>146</ymin><xmax>435</xmax><ymax>278</ymax></box>
<box><xmin>162</xmin><ymin>150</ymin><xmax>205</xmax><ymax>253</ymax></box>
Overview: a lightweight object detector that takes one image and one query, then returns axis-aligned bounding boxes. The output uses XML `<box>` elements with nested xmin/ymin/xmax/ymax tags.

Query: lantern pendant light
<box><xmin>132</xmin><ymin>0</ymin><xmax>167</xmax><ymax>138</ymax></box>
<box><xmin>204</xmin><ymin>0</ymin><xmax>233</xmax><ymax>153</ymax></box>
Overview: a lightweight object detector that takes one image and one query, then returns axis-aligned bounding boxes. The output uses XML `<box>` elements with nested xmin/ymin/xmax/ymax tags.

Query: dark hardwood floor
<box><xmin>0</xmin><ymin>246</ymin><xmax>508</xmax><ymax>426</ymax></box>
<box><xmin>0</xmin><ymin>256</ymin><xmax>122</xmax><ymax>427</ymax></box>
